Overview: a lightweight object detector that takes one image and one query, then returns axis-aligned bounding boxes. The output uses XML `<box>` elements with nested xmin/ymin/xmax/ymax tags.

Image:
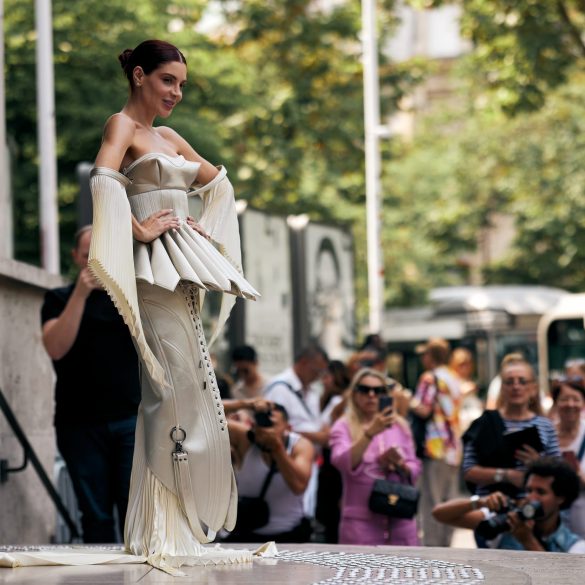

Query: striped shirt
<box><xmin>463</xmin><ymin>415</ymin><xmax>561</xmax><ymax>496</ymax></box>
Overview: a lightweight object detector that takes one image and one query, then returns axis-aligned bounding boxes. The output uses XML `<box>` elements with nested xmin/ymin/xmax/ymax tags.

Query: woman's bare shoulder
<box><xmin>103</xmin><ymin>112</ymin><xmax>137</xmax><ymax>139</ymax></box>
<box><xmin>155</xmin><ymin>125</ymin><xmax>179</xmax><ymax>138</ymax></box>
<box><xmin>95</xmin><ymin>113</ymin><xmax>137</xmax><ymax>168</ymax></box>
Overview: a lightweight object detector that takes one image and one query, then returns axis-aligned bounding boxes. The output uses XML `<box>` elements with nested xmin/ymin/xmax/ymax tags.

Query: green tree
<box><xmin>410</xmin><ymin>0</ymin><xmax>585</xmax><ymax>115</ymax></box>
<box><xmin>385</xmin><ymin>72</ymin><xmax>585</xmax><ymax>297</ymax></box>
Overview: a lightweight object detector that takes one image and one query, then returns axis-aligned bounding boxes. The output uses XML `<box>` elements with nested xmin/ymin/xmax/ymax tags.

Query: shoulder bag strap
<box><xmin>577</xmin><ymin>430</ymin><xmax>585</xmax><ymax>462</ymax></box>
<box><xmin>265</xmin><ymin>380</ymin><xmax>314</xmax><ymax>418</ymax></box>
<box><xmin>258</xmin><ymin>461</ymin><xmax>278</xmax><ymax>499</ymax></box>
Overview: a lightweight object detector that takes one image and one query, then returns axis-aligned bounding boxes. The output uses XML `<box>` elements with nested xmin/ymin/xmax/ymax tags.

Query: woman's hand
<box><xmin>365</xmin><ymin>408</ymin><xmax>395</xmax><ymax>439</ymax></box>
<box><xmin>135</xmin><ymin>209</ymin><xmax>181</xmax><ymax>243</ymax></box>
<box><xmin>515</xmin><ymin>444</ymin><xmax>540</xmax><ymax>466</ymax></box>
<box><xmin>378</xmin><ymin>445</ymin><xmax>407</xmax><ymax>473</ymax></box>
<box><xmin>186</xmin><ymin>216</ymin><xmax>211</xmax><ymax>239</ymax></box>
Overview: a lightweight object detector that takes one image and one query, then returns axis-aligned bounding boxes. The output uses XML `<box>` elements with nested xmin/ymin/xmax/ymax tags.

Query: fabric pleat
<box><xmin>88</xmin><ymin>168</ymin><xmax>168</xmax><ymax>390</ymax></box>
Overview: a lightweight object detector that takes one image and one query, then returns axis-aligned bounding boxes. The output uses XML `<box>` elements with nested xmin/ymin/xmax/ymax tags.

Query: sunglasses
<box><xmin>355</xmin><ymin>384</ymin><xmax>387</xmax><ymax>396</ymax></box>
<box><xmin>502</xmin><ymin>377</ymin><xmax>534</xmax><ymax>386</ymax></box>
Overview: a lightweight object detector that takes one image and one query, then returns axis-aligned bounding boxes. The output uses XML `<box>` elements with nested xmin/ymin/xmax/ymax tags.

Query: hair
<box><xmin>450</xmin><ymin>347</ymin><xmax>473</xmax><ymax>369</ymax></box>
<box><xmin>272</xmin><ymin>403</ymin><xmax>289</xmax><ymax>422</ymax></box>
<box><xmin>321</xmin><ymin>359</ymin><xmax>350</xmax><ymax>411</ymax></box>
<box><xmin>499</xmin><ymin>352</ymin><xmax>525</xmax><ymax>371</ymax></box>
<box><xmin>328</xmin><ymin>360</ymin><xmax>350</xmax><ymax>392</ymax></box>
<box><xmin>550</xmin><ymin>377</ymin><xmax>585</xmax><ymax>403</ymax></box>
<box><xmin>231</xmin><ymin>345</ymin><xmax>258</xmax><ymax>363</ymax></box>
<box><xmin>564</xmin><ymin>358</ymin><xmax>585</xmax><ymax>377</ymax></box>
<box><xmin>497</xmin><ymin>354</ymin><xmax>543</xmax><ymax>415</ymax></box>
<box><xmin>525</xmin><ymin>456</ymin><xmax>580</xmax><ymax>510</ymax></box>
<box><xmin>73</xmin><ymin>225</ymin><xmax>92</xmax><ymax>249</ymax></box>
<box><xmin>294</xmin><ymin>343</ymin><xmax>329</xmax><ymax>364</ymax></box>
<box><xmin>344</xmin><ymin>368</ymin><xmax>409</xmax><ymax>440</ymax></box>
<box><xmin>360</xmin><ymin>333</ymin><xmax>384</xmax><ymax>351</ymax></box>
<box><xmin>119</xmin><ymin>40</ymin><xmax>187</xmax><ymax>88</ymax></box>
<box><xmin>421</xmin><ymin>338</ymin><xmax>451</xmax><ymax>366</ymax></box>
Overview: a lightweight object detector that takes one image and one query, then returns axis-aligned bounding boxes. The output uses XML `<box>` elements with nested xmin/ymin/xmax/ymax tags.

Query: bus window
<box><xmin>546</xmin><ymin>318</ymin><xmax>585</xmax><ymax>376</ymax></box>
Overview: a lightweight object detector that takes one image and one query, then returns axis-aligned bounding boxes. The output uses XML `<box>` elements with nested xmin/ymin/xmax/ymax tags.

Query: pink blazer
<box><xmin>330</xmin><ymin>417</ymin><xmax>422</xmax><ymax>546</ymax></box>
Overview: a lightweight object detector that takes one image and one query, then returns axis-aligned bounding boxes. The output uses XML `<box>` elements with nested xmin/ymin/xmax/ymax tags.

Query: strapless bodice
<box><xmin>123</xmin><ymin>153</ymin><xmax>201</xmax><ymax>195</ymax></box>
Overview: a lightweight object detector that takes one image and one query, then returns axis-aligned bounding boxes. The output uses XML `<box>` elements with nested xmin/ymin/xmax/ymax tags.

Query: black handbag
<box><xmin>368</xmin><ymin>475</ymin><xmax>420</xmax><ymax>520</ymax></box>
<box><xmin>236</xmin><ymin>463</ymin><xmax>277</xmax><ymax>532</ymax></box>
<box><xmin>237</xmin><ymin>496</ymin><xmax>270</xmax><ymax>532</ymax></box>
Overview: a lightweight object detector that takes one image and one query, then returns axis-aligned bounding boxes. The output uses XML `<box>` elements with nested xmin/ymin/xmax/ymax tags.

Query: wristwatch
<box><xmin>470</xmin><ymin>494</ymin><xmax>481</xmax><ymax>510</ymax></box>
<box><xmin>494</xmin><ymin>468</ymin><xmax>505</xmax><ymax>483</ymax></box>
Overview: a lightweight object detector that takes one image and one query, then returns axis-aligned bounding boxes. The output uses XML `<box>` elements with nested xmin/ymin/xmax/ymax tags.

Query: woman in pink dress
<box><xmin>330</xmin><ymin>368</ymin><xmax>421</xmax><ymax>545</ymax></box>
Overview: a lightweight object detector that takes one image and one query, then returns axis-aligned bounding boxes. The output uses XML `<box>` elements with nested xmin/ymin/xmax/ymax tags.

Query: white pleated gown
<box><xmin>87</xmin><ymin>154</ymin><xmax>260</xmax><ymax>572</ymax></box>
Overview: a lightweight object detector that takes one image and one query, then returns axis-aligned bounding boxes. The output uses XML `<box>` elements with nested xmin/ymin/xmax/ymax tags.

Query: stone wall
<box><xmin>0</xmin><ymin>258</ymin><xmax>66</xmax><ymax>543</ymax></box>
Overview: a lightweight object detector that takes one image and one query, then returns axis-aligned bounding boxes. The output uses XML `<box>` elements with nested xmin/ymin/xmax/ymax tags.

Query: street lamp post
<box><xmin>35</xmin><ymin>0</ymin><xmax>60</xmax><ymax>274</ymax></box>
<box><xmin>361</xmin><ymin>0</ymin><xmax>384</xmax><ymax>334</ymax></box>
<box><xmin>0</xmin><ymin>0</ymin><xmax>12</xmax><ymax>259</ymax></box>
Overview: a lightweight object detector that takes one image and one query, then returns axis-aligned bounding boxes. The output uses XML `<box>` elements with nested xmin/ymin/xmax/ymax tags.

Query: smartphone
<box><xmin>379</xmin><ymin>395</ymin><xmax>393</xmax><ymax>412</ymax></box>
<box><xmin>254</xmin><ymin>410</ymin><xmax>273</xmax><ymax>428</ymax></box>
<box><xmin>562</xmin><ymin>450</ymin><xmax>580</xmax><ymax>472</ymax></box>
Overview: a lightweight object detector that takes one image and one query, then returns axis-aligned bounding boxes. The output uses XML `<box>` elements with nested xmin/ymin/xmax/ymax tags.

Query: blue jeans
<box><xmin>56</xmin><ymin>416</ymin><xmax>137</xmax><ymax>543</ymax></box>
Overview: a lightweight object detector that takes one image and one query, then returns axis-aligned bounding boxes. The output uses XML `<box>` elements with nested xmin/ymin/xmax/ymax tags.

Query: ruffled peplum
<box><xmin>133</xmin><ymin>221</ymin><xmax>258</xmax><ymax>299</ymax></box>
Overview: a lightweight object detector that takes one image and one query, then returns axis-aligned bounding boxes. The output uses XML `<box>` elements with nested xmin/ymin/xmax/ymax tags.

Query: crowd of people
<box><xmin>213</xmin><ymin>337</ymin><xmax>585</xmax><ymax>553</ymax></box>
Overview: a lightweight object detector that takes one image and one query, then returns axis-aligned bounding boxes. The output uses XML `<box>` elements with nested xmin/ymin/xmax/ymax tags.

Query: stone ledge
<box><xmin>0</xmin><ymin>258</ymin><xmax>67</xmax><ymax>290</ymax></box>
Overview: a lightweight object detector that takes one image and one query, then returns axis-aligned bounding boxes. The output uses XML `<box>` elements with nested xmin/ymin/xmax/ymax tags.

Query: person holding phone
<box><xmin>330</xmin><ymin>368</ymin><xmax>421</xmax><ymax>545</ymax></box>
<box><xmin>551</xmin><ymin>376</ymin><xmax>585</xmax><ymax>537</ymax></box>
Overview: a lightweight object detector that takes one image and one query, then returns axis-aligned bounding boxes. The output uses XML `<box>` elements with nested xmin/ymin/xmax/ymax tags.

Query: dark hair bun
<box><xmin>118</xmin><ymin>49</ymin><xmax>133</xmax><ymax>71</ymax></box>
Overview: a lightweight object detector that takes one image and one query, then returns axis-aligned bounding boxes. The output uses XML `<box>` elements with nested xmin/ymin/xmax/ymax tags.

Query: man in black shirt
<box><xmin>41</xmin><ymin>225</ymin><xmax>140</xmax><ymax>543</ymax></box>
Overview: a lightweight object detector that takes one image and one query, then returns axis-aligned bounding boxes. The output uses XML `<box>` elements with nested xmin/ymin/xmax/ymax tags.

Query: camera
<box><xmin>475</xmin><ymin>500</ymin><xmax>544</xmax><ymax>540</ymax></box>
<box><xmin>254</xmin><ymin>409</ymin><xmax>273</xmax><ymax>428</ymax></box>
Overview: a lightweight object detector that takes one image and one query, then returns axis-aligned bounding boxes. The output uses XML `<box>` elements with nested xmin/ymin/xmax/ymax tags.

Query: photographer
<box><xmin>432</xmin><ymin>457</ymin><xmax>585</xmax><ymax>553</ymax></box>
<box><xmin>226</xmin><ymin>403</ymin><xmax>315</xmax><ymax>542</ymax></box>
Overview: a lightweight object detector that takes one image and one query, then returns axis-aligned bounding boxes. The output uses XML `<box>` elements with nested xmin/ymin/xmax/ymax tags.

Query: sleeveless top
<box><xmin>236</xmin><ymin>432</ymin><xmax>305</xmax><ymax>534</ymax></box>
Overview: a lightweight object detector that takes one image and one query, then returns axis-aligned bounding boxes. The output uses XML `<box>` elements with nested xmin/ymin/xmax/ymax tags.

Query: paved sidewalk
<box><xmin>1</xmin><ymin>542</ymin><xmax>583</xmax><ymax>584</ymax></box>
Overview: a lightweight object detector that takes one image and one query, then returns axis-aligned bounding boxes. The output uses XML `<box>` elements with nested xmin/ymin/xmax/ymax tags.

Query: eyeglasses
<box><xmin>502</xmin><ymin>377</ymin><xmax>534</xmax><ymax>386</ymax></box>
<box><xmin>355</xmin><ymin>384</ymin><xmax>387</xmax><ymax>396</ymax></box>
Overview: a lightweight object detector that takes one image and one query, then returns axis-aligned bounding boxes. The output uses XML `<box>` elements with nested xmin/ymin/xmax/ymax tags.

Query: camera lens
<box><xmin>519</xmin><ymin>500</ymin><xmax>543</xmax><ymax>521</ymax></box>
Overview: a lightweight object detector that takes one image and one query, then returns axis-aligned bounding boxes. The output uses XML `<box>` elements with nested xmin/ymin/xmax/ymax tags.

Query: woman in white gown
<box><xmin>88</xmin><ymin>40</ymin><xmax>259</xmax><ymax>572</ymax></box>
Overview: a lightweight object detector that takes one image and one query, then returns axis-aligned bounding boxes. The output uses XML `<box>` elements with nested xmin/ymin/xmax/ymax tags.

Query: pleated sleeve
<box><xmin>88</xmin><ymin>167</ymin><xmax>168</xmax><ymax>390</ymax></box>
<box><xmin>189</xmin><ymin>166</ymin><xmax>254</xmax><ymax>346</ymax></box>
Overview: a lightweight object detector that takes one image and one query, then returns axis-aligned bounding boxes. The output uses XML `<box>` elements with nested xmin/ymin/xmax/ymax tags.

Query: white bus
<box><xmin>383</xmin><ymin>285</ymin><xmax>569</xmax><ymax>392</ymax></box>
<box><xmin>537</xmin><ymin>293</ymin><xmax>585</xmax><ymax>393</ymax></box>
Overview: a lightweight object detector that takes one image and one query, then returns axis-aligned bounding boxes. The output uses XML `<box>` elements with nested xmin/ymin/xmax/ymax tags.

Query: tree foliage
<box><xmin>410</xmin><ymin>0</ymin><xmax>585</xmax><ymax>115</ymax></box>
<box><xmin>385</xmin><ymin>72</ymin><xmax>585</xmax><ymax>297</ymax></box>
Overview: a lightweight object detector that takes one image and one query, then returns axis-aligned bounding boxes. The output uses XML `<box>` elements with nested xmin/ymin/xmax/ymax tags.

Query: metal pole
<box><xmin>35</xmin><ymin>0</ymin><xmax>60</xmax><ymax>273</ymax></box>
<box><xmin>361</xmin><ymin>0</ymin><xmax>384</xmax><ymax>334</ymax></box>
<box><xmin>0</xmin><ymin>0</ymin><xmax>12</xmax><ymax>259</ymax></box>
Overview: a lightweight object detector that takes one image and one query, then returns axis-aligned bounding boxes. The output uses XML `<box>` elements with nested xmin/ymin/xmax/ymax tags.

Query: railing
<box><xmin>0</xmin><ymin>387</ymin><xmax>80</xmax><ymax>541</ymax></box>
